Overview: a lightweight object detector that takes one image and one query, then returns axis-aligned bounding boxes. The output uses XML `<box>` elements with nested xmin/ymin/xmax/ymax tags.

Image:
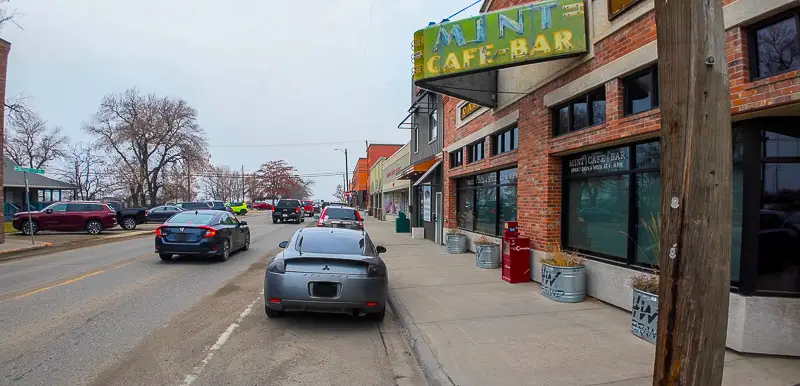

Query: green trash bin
<box><xmin>395</xmin><ymin>212</ymin><xmax>410</xmax><ymax>233</ymax></box>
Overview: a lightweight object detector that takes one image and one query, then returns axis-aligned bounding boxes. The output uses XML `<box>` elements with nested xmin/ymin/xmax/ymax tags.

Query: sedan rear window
<box><xmin>324</xmin><ymin>208</ymin><xmax>358</xmax><ymax>221</ymax></box>
<box><xmin>169</xmin><ymin>213</ymin><xmax>216</xmax><ymax>224</ymax></box>
<box><xmin>297</xmin><ymin>233</ymin><xmax>365</xmax><ymax>255</ymax></box>
<box><xmin>179</xmin><ymin>202</ymin><xmax>209</xmax><ymax>210</ymax></box>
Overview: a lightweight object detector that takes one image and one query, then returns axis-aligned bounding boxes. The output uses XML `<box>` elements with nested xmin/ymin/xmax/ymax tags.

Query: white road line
<box><xmin>181</xmin><ymin>295</ymin><xmax>260</xmax><ymax>385</ymax></box>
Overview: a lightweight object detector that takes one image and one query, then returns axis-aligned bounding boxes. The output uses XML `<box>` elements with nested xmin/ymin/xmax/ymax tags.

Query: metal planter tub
<box><xmin>631</xmin><ymin>288</ymin><xmax>659</xmax><ymax>344</ymax></box>
<box><xmin>446</xmin><ymin>234</ymin><xmax>469</xmax><ymax>254</ymax></box>
<box><xmin>540</xmin><ymin>263</ymin><xmax>586</xmax><ymax>303</ymax></box>
<box><xmin>475</xmin><ymin>244</ymin><xmax>500</xmax><ymax>269</ymax></box>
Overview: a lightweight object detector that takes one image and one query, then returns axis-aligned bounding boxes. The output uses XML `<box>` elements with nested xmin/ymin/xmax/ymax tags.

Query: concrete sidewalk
<box><xmin>364</xmin><ymin>217</ymin><xmax>800</xmax><ymax>386</ymax></box>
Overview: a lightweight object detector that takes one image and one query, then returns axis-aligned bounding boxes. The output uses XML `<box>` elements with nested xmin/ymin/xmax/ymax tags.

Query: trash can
<box><xmin>395</xmin><ymin>212</ymin><xmax>410</xmax><ymax>233</ymax></box>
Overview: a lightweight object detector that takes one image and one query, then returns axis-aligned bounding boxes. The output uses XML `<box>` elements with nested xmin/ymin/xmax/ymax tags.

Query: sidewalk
<box><xmin>364</xmin><ymin>217</ymin><xmax>800</xmax><ymax>386</ymax></box>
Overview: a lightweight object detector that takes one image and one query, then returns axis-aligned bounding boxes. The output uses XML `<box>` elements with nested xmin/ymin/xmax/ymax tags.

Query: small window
<box><xmin>67</xmin><ymin>204</ymin><xmax>86</xmax><ymax>212</ymax></box>
<box><xmin>553</xmin><ymin>87</ymin><xmax>606</xmax><ymax>136</ymax></box>
<box><xmin>450</xmin><ymin>149</ymin><xmax>464</xmax><ymax>167</ymax></box>
<box><xmin>49</xmin><ymin>203</ymin><xmax>68</xmax><ymax>212</ymax></box>
<box><xmin>750</xmin><ymin>11</ymin><xmax>800</xmax><ymax>79</ymax></box>
<box><xmin>623</xmin><ymin>67</ymin><xmax>659</xmax><ymax>116</ymax></box>
<box><xmin>609</xmin><ymin>0</ymin><xmax>643</xmax><ymax>19</ymax></box>
<box><xmin>468</xmin><ymin>140</ymin><xmax>485</xmax><ymax>163</ymax></box>
<box><xmin>492</xmin><ymin>126</ymin><xmax>519</xmax><ymax>155</ymax></box>
<box><xmin>86</xmin><ymin>204</ymin><xmax>105</xmax><ymax>212</ymax></box>
<box><xmin>429</xmin><ymin>108</ymin><xmax>438</xmax><ymax>142</ymax></box>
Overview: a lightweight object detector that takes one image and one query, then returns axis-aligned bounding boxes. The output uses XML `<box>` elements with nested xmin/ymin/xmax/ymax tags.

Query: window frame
<box><xmin>467</xmin><ymin>140</ymin><xmax>486</xmax><ymax>163</ymax></box>
<box><xmin>747</xmin><ymin>9</ymin><xmax>800</xmax><ymax>81</ymax></box>
<box><xmin>561</xmin><ymin>139</ymin><xmax>660</xmax><ymax>269</ymax></box>
<box><xmin>450</xmin><ymin>148</ymin><xmax>464</xmax><ymax>168</ymax></box>
<box><xmin>552</xmin><ymin>87</ymin><xmax>606</xmax><ymax>137</ymax></box>
<box><xmin>623</xmin><ymin>66</ymin><xmax>659</xmax><ymax>117</ymax></box>
<box><xmin>456</xmin><ymin>167</ymin><xmax>518</xmax><ymax>236</ymax></box>
<box><xmin>428</xmin><ymin>107</ymin><xmax>439</xmax><ymax>144</ymax></box>
<box><xmin>608</xmin><ymin>0</ymin><xmax>644</xmax><ymax>20</ymax></box>
<box><xmin>492</xmin><ymin>125</ymin><xmax>520</xmax><ymax>155</ymax></box>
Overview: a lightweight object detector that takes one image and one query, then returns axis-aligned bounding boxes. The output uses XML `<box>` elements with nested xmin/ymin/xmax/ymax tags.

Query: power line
<box><xmin>446</xmin><ymin>0</ymin><xmax>482</xmax><ymax>20</ymax></box>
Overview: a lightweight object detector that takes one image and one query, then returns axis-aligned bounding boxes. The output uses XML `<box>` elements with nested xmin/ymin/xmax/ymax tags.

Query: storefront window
<box><xmin>456</xmin><ymin>168</ymin><xmax>517</xmax><ymax>236</ymax></box>
<box><xmin>567</xmin><ymin>176</ymin><xmax>630</xmax><ymax>258</ymax></box>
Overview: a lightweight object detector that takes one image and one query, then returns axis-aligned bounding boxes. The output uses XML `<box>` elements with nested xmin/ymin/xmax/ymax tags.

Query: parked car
<box><xmin>272</xmin><ymin>199</ymin><xmax>305</xmax><ymax>224</ymax></box>
<box><xmin>207</xmin><ymin>200</ymin><xmax>227</xmax><ymax>211</ymax></box>
<box><xmin>253</xmin><ymin>202</ymin><xmax>273</xmax><ymax>211</ymax></box>
<box><xmin>154</xmin><ymin>210</ymin><xmax>250</xmax><ymax>262</ymax></box>
<box><xmin>145</xmin><ymin>205</ymin><xmax>184</xmax><ymax>223</ymax></box>
<box><xmin>12</xmin><ymin>201</ymin><xmax>118</xmax><ymax>235</ymax></box>
<box><xmin>264</xmin><ymin>227</ymin><xmax>388</xmax><ymax>320</ymax></box>
<box><xmin>229</xmin><ymin>202</ymin><xmax>248</xmax><ymax>215</ymax></box>
<box><xmin>176</xmin><ymin>202</ymin><xmax>213</xmax><ymax>210</ymax></box>
<box><xmin>316</xmin><ymin>206</ymin><xmax>364</xmax><ymax>230</ymax></box>
<box><xmin>105</xmin><ymin>201</ymin><xmax>148</xmax><ymax>230</ymax></box>
<box><xmin>301</xmin><ymin>200</ymin><xmax>314</xmax><ymax>216</ymax></box>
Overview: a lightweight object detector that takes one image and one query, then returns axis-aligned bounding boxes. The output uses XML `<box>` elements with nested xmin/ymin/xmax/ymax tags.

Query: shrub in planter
<box><xmin>474</xmin><ymin>236</ymin><xmax>500</xmax><ymax>269</ymax></box>
<box><xmin>539</xmin><ymin>249</ymin><xmax>586</xmax><ymax>303</ymax></box>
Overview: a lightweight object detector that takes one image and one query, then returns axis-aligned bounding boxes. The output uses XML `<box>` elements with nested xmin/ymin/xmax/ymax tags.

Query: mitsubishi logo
<box><xmin>322</xmin><ymin>265</ymin><xmax>331</xmax><ymax>271</ymax></box>
<box><xmin>180</xmin><ymin>227</ymin><xmax>184</xmax><ymax>232</ymax></box>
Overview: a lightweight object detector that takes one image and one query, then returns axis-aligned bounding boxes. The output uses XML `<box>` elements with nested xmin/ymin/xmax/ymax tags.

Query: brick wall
<box><xmin>440</xmin><ymin>1</ymin><xmax>800</xmax><ymax>251</ymax></box>
<box><xmin>0</xmin><ymin>39</ymin><xmax>9</xmax><ymax>244</ymax></box>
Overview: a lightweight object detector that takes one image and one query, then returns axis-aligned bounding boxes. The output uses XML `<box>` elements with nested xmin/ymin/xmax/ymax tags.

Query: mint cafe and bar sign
<box><xmin>412</xmin><ymin>0</ymin><xmax>588</xmax><ymax>107</ymax></box>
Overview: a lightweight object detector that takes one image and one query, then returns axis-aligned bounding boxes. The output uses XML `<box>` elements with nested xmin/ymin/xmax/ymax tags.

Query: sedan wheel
<box><xmin>21</xmin><ymin>220</ymin><xmax>38</xmax><ymax>236</ymax></box>
<box><xmin>86</xmin><ymin>220</ymin><xmax>103</xmax><ymax>235</ymax></box>
<box><xmin>219</xmin><ymin>239</ymin><xmax>231</xmax><ymax>262</ymax></box>
<box><xmin>242</xmin><ymin>233</ymin><xmax>250</xmax><ymax>251</ymax></box>
<box><xmin>123</xmin><ymin>217</ymin><xmax>137</xmax><ymax>230</ymax></box>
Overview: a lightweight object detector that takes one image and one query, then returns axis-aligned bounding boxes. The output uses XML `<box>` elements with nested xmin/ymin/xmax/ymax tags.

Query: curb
<box><xmin>0</xmin><ymin>243</ymin><xmax>51</xmax><ymax>257</ymax></box>
<box><xmin>387</xmin><ymin>288</ymin><xmax>455</xmax><ymax>386</ymax></box>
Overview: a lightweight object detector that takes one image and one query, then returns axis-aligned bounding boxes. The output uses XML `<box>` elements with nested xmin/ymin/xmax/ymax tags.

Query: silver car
<box><xmin>315</xmin><ymin>206</ymin><xmax>364</xmax><ymax>230</ymax></box>
<box><xmin>264</xmin><ymin>227</ymin><xmax>388</xmax><ymax>320</ymax></box>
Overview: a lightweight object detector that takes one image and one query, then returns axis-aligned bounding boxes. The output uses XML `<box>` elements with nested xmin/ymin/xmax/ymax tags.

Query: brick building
<box><xmin>0</xmin><ymin>38</ymin><xmax>11</xmax><ymax>244</ymax></box>
<box><xmin>350</xmin><ymin>158</ymin><xmax>368</xmax><ymax>209</ymax></box>
<box><xmin>416</xmin><ymin>0</ymin><xmax>800</xmax><ymax>356</ymax></box>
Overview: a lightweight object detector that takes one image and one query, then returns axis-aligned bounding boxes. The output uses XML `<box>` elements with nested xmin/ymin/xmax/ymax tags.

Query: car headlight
<box><xmin>267</xmin><ymin>258</ymin><xmax>285</xmax><ymax>274</ymax></box>
<box><xmin>367</xmin><ymin>262</ymin><xmax>386</xmax><ymax>277</ymax></box>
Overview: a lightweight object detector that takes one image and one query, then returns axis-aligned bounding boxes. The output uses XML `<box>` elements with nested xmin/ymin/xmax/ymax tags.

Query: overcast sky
<box><xmin>3</xmin><ymin>0</ymin><xmax>481</xmax><ymax>201</ymax></box>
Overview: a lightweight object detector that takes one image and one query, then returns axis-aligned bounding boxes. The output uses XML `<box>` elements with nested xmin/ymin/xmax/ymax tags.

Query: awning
<box><xmin>397</xmin><ymin>158</ymin><xmax>437</xmax><ymax>180</ymax></box>
<box><xmin>413</xmin><ymin>160</ymin><xmax>441</xmax><ymax>187</ymax></box>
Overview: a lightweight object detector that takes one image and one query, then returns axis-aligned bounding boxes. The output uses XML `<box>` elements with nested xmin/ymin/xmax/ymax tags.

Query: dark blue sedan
<box><xmin>154</xmin><ymin>210</ymin><xmax>250</xmax><ymax>262</ymax></box>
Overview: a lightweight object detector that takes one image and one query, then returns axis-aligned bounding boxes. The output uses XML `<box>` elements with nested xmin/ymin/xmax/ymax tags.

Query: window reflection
<box><xmin>758</xmin><ymin>162</ymin><xmax>800</xmax><ymax>292</ymax></box>
<box><xmin>754</xmin><ymin>16</ymin><xmax>800</xmax><ymax>79</ymax></box>
<box><xmin>567</xmin><ymin>176</ymin><xmax>630</xmax><ymax>258</ymax></box>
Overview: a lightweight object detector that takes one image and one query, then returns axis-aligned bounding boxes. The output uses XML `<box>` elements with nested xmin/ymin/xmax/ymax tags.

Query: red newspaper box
<box><xmin>502</xmin><ymin>222</ymin><xmax>531</xmax><ymax>284</ymax></box>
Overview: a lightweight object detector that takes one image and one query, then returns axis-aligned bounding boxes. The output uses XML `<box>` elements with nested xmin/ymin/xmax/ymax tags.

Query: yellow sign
<box><xmin>459</xmin><ymin>102</ymin><xmax>481</xmax><ymax>119</ymax></box>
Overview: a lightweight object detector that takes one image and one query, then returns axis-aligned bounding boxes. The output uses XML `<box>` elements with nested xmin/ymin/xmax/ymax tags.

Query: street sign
<box><xmin>345</xmin><ymin>191</ymin><xmax>351</xmax><ymax>198</ymax></box>
<box><xmin>13</xmin><ymin>166</ymin><xmax>45</xmax><ymax>175</ymax></box>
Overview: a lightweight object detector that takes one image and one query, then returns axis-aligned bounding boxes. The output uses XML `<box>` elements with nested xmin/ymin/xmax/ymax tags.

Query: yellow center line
<box><xmin>11</xmin><ymin>270</ymin><xmax>105</xmax><ymax>300</ymax></box>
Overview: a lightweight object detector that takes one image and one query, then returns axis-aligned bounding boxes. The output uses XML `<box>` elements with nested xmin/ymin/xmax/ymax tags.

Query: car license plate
<box><xmin>176</xmin><ymin>234</ymin><xmax>189</xmax><ymax>242</ymax></box>
<box><xmin>312</xmin><ymin>282</ymin><xmax>338</xmax><ymax>298</ymax></box>
<box><xmin>282</xmin><ymin>214</ymin><xmax>288</xmax><ymax>218</ymax></box>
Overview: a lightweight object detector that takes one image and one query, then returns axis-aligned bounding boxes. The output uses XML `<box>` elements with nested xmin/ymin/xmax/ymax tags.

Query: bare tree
<box><xmin>333</xmin><ymin>184</ymin><xmax>345</xmax><ymax>202</ymax></box>
<box><xmin>756</xmin><ymin>20</ymin><xmax>800</xmax><ymax>76</ymax></box>
<box><xmin>4</xmin><ymin>109</ymin><xmax>68</xmax><ymax>169</ymax></box>
<box><xmin>54</xmin><ymin>142</ymin><xmax>109</xmax><ymax>200</ymax></box>
<box><xmin>200</xmin><ymin>165</ymin><xmax>241</xmax><ymax>202</ymax></box>
<box><xmin>0</xmin><ymin>0</ymin><xmax>22</xmax><ymax>33</ymax></box>
<box><xmin>83</xmin><ymin>89</ymin><xmax>209</xmax><ymax>206</ymax></box>
<box><xmin>255</xmin><ymin>160</ymin><xmax>297</xmax><ymax>203</ymax></box>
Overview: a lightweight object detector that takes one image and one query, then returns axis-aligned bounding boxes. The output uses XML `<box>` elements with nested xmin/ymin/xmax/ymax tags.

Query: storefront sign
<box><xmin>386</xmin><ymin>166</ymin><xmax>402</xmax><ymax>179</ymax></box>
<box><xmin>413</xmin><ymin>0</ymin><xmax>587</xmax><ymax>84</ymax></box>
<box><xmin>459</xmin><ymin>102</ymin><xmax>481</xmax><ymax>120</ymax></box>
<box><xmin>423</xmin><ymin>185</ymin><xmax>432</xmax><ymax>222</ymax></box>
<box><xmin>566</xmin><ymin>147</ymin><xmax>630</xmax><ymax>176</ymax></box>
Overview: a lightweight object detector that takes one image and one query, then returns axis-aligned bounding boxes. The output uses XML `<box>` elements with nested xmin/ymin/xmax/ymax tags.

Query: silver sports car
<box><xmin>264</xmin><ymin>227</ymin><xmax>388</xmax><ymax>320</ymax></box>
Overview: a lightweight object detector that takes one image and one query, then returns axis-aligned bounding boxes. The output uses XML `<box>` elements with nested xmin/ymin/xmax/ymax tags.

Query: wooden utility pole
<box><xmin>653</xmin><ymin>0</ymin><xmax>732</xmax><ymax>385</ymax></box>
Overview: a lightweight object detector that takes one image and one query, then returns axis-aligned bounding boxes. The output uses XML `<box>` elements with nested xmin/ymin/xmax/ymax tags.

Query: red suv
<box><xmin>13</xmin><ymin>201</ymin><xmax>118</xmax><ymax>235</ymax></box>
<box><xmin>302</xmin><ymin>200</ymin><xmax>314</xmax><ymax>217</ymax></box>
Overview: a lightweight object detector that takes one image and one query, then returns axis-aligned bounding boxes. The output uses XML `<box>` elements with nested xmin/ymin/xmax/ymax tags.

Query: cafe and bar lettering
<box><xmin>567</xmin><ymin>148</ymin><xmax>629</xmax><ymax>176</ymax></box>
<box><xmin>459</xmin><ymin>102</ymin><xmax>481</xmax><ymax>120</ymax></box>
<box><xmin>413</xmin><ymin>0</ymin><xmax>587</xmax><ymax>83</ymax></box>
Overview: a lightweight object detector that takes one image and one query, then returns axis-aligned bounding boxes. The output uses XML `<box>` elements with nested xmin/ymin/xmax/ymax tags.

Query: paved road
<box><xmin>0</xmin><ymin>211</ymin><xmax>423</xmax><ymax>385</ymax></box>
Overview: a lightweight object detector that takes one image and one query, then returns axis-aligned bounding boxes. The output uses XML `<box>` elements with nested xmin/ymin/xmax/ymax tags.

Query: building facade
<box><xmin>369</xmin><ymin>156</ymin><xmax>386</xmax><ymax>218</ymax></box>
<box><xmin>382</xmin><ymin>143</ymin><xmax>411</xmax><ymax>222</ymax></box>
<box><xmin>428</xmin><ymin>0</ymin><xmax>800</xmax><ymax>356</ymax></box>
<box><xmin>350</xmin><ymin>158</ymin><xmax>368</xmax><ymax>209</ymax></box>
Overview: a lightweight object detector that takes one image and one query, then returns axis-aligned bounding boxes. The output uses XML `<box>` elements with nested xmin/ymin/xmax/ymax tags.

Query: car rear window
<box><xmin>303</xmin><ymin>201</ymin><xmax>312</xmax><ymax>205</ymax></box>
<box><xmin>324</xmin><ymin>208</ymin><xmax>358</xmax><ymax>221</ymax></box>
<box><xmin>169</xmin><ymin>212</ymin><xmax>216</xmax><ymax>224</ymax></box>
<box><xmin>276</xmin><ymin>199</ymin><xmax>300</xmax><ymax>207</ymax></box>
<box><xmin>179</xmin><ymin>202</ymin><xmax>209</xmax><ymax>209</ymax></box>
<box><xmin>297</xmin><ymin>232</ymin><xmax>365</xmax><ymax>255</ymax></box>
<box><xmin>86</xmin><ymin>204</ymin><xmax>106</xmax><ymax>212</ymax></box>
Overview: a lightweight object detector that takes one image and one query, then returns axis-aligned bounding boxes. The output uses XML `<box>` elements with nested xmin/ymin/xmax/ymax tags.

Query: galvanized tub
<box><xmin>475</xmin><ymin>244</ymin><xmax>500</xmax><ymax>269</ymax></box>
<box><xmin>446</xmin><ymin>234</ymin><xmax>469</xmax><ymax>254</ymax></box>
<box><xmin>631</xmin><ymin>288</ymin><xmax>659</xmax><ymax>344</ymax></box>
<box><xmin>540</xmin><ymin>263</ymin><xmax>586</xmax><ymax>303</ymax></box>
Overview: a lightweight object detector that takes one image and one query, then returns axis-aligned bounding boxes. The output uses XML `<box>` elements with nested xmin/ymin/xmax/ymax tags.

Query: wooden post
<box><xmin>653</xmin><ymin>0</ymin><xmax>732</xmax><ymax>385</ymax></box>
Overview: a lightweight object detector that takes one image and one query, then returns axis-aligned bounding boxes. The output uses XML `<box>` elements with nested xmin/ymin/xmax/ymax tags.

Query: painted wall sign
<box><xmin>566</xmin><ymin>147</ymin><xmax>630</xmax><ymax>176</ymax></box>
<box><xmin>459</xmin><ymin>102</ymin><xmax>481</xmax><ymax>120</ymax></box>
<box><xmin>631</xmin><ymin>289</ymin><xmax>658</xmax><ymax>344</ymax></box>
<box><xmin>413</xmin><ymin>0</ymin><xmax>587</xmax><ymax>84</ymax></box>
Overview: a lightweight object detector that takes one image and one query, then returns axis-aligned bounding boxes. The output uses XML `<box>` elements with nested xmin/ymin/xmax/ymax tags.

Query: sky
<box><xmin>2</xmin><ymin>0</ymin><xmax>481</xmax><ymax>201</ymax></box>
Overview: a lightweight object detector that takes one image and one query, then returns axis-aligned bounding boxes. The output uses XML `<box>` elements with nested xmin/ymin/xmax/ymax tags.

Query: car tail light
<box><xmin>144</xmin><ymin>210</ymin><xmax>149</xmax><ymax>216</ymax></box>
<box><xmin>155</xmin><ymin>226</ymin><xmax>164</xmax><ymax>237</ymax></box>
<box><xmin>296</xmin><ymin>207</ymin><xmax>300</xmax><ymax>213</ymax></box>
<box><xmin>200</xmin><ymin>226</ymin><xmax>217</xmax><ymax>238</ymax></box>
<box><xmin>367</xmin><ymin>263</ymin><xmax>386</xmax><ymax>277</ymax></box>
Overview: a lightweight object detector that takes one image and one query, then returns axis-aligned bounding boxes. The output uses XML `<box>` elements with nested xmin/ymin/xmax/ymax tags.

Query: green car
<box><xmin>228</xmin><ymin>202</ymin><xmax>248</xmax><ymax>215</ymax></box>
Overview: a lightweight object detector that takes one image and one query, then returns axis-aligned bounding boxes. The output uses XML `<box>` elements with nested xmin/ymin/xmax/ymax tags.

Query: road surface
<box><xmin>0</xmin><ymin>211</ymin><xmax>424</xmax><ymax>385</ymax></box>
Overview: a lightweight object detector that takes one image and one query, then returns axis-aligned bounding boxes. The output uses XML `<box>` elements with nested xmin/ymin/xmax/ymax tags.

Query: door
<box><xmin>225</xmin><ymin>214</ymin><xmax>243</xmax><ymax>248</ymax></box>
<box><xmin>64</xmin><ymin>203</ymin><xmax>87</xmax><ymax>230</ymax></box>
<box><xmin>435</xmin><ymin>192</ymin><xmax>443</xmax><ymax>245</ymax></box>
<box><xmin>41</xmin><ymin>203</ymin><xmax>68</xmax><ymax>230</ymax></box>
